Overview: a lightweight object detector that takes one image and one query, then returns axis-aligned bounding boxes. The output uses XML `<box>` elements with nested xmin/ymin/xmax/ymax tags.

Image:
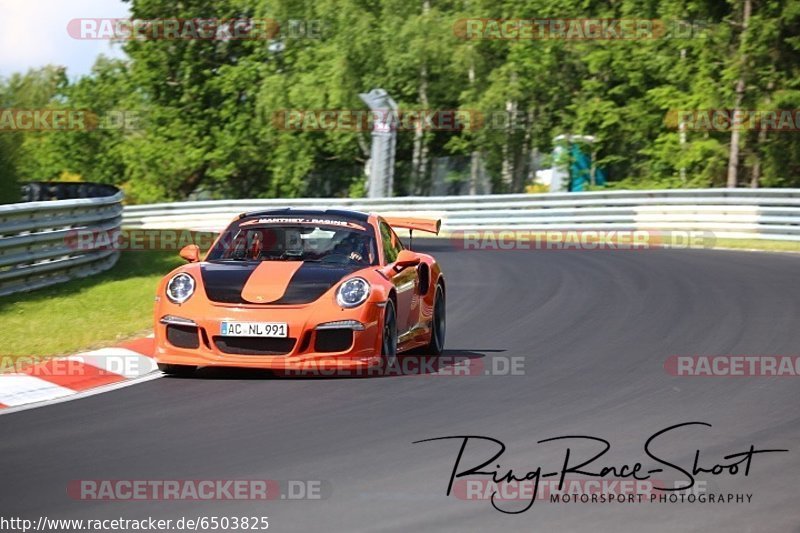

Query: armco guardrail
<box><xmin>122</xmin><ymin>188</ymin><xmax>800</xmax><ymax>242</ymax></box>
<box><xmin>0</xmin><ymin>183</ymin><xmax>124</xmax><ymax>297</ymax></box>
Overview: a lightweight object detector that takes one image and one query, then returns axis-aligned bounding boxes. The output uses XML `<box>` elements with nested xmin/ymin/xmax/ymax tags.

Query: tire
<box><xmin>157</xmin><ymin>363</ymin><xmax>196</xmax><ymax>377</ymax></box>
<box><xmin>380</xmin><ymin>300</ymin><xmax>398</xmax><ymax>372</ymax></box>
<box><xmin>423</xmin><ymin>285</ymin><xmax>446</xmax><ymax>356</ymax></box>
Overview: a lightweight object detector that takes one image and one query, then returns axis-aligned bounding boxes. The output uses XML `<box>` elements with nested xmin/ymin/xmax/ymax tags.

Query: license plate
<box><xmin>220</xmin><ymin>321</ymin><xmax>288</xmax><ymax>338</ymax></box>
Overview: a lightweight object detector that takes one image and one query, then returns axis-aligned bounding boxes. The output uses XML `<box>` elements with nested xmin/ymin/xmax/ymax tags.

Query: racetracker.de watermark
<box><xmin>451</xmin><ymin>230</ymin><xmax>716</xmax><ymax>251</ymax></box>
<box><xmin>67</xmin><ymin>479</ymin><xmax>330</xmax><ymax>500</ymax></box>
<box><xmin>272</xmin><ymin>109</ymin><xmax>497</xmax><ymax>132</ymax></box>
<box><xmin>65</xmin><ymin>229</ymin><xmax>218</xmax><ymax>252</ymax></box>
<box><xmin>665</xmin><ymin>355</ymin><xmax>800</xmax><ymax>377</ymax></box>
<box><xmin>0</xmin><ymin>352</ymin><xmax>156</xmax><ymax>377</ymax></box>
<box><xmin>273</xmin><ymin>108</ymin><xmax>562</xmax><ymax>132</ymax></box>
<box><xmin>666</xmin><ymin>109</ymin><xmax>800</xmax><ymax>132</ymax></box>
<box><xmin>273</xmin><ymin>355</ymin><xmax>525</xmax><ymax>378</ymax></box>
<box><xmin>452</xmin><ymin>478</ymin><xmax>751</xmax><ymax>507</ymax></box>
<box><xmin>0</xmin><ymin>109</ymin><xmax>142</xmax><ymax>131</ymax></box>
<box><xmin>67</xmin><ymin>18</ymin><xmax>324</xmax><ymax>40</ymax></box>
<box><xmin>452</xmin><ymin>478</ymin><xmax>709</xmax><ymax>502</ymax></box>
<box><xmin>453</xmin><ymin>18</ymin><xmax>708</xmax><ymax>40</ymax></box>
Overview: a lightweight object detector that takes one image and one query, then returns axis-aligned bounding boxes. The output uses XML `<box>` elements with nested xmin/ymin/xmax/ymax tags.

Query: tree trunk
<box><xmin>750</xmin><ymin>81</ymin><xmax>773</xmax><ymax>188</ymax></box>
<box><xmin>468</xmin><ymin>60</ymin><xmax>479</xmax><ymax>195</ymax></box>
<box><xmin>751</xmin><ymin>128</ymin><xmax>766</xmax><ymax>188</ymax></box>
<box><xmin>512</xmin><ymin>111</ymin><xmax>531</xmax><ymax>192</ymax></box>
<box><xmin>410</xmin><ymin>63</ymin><xmax>429</xmax><ymax>194</ymax></box>
<box><xmin>410</xmin><ymin>0</ymin><xmax>430</xmax><ymax>194</ymax></box>
<box><xmin>469</xmin><ymin>151</ymin><xmax>480</xmax><ymax>194</ymax></box>
<box><xmin>501</xmin><ymin>97</ymin><xmax>518</xmax><ymax>191</ymax></box>
<box><xmin>679</xmin><ymin>48</ymin><xmax>687</xmax><ymax>184</ymax></box>
<box><xmin>726</xmin><ymin>0</ymin><xmax>752</xmax><ymax>188</ymax></box>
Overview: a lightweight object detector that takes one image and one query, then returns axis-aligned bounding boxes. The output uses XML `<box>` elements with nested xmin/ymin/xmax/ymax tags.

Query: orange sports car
<box><xmin>153</xmin><ymin>209</ymin><xmax>445</xmax><ymax>376</ymax></box>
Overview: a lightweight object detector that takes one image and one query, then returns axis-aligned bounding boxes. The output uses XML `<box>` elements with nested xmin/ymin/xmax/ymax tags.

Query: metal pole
<box><xmin>359</xmin><ymin>89</ymin><xmax>398</xmax><ymax>198</ymax></box>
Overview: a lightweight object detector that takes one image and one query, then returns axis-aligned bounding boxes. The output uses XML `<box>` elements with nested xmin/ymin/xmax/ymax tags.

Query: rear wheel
<box><xmin>424</xmin><ymin>285</ymin><xmax>446</xmax><ymax>356</ymax></box>
<box><xmin>157</xmin><ymin>363</ymin><xmax>196</xmax><ymax>377</ymax></box>
<box><xmin>379</xmin><ymin>300</ymin><xmax>398</xmax><ymax>372</ymax></box>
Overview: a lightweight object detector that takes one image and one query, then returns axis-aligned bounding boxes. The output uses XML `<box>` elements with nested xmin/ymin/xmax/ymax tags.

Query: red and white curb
<box><xmin>0</xmin><ymin>336</ymin><xmax>159</xmax><ymax>414</ymax></box>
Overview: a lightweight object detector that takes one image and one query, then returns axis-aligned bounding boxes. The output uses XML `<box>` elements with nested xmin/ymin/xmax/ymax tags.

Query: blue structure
<box><xmin>569</xmin><ymin>143</ymin><xmax>606</xmax><ymax>191</ymax></box>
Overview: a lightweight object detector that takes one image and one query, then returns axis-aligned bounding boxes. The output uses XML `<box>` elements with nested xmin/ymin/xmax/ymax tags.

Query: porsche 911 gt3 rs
<box><xmin>153</xmin><ymin>208</ymin><xmax>445</xmax><ymax>376</ymax></box>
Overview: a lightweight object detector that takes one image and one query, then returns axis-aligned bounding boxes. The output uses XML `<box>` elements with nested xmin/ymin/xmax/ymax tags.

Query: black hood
<box><xmin>201</xmin><ymin>261</ymin><xmax>360</xmax><ymax>305</ymax></box>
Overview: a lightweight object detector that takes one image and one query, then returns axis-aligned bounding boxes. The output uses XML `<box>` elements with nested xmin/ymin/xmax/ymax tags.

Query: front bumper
<box><xmin>154</xmin><ymin>299</ymin><xmax>384</xmax><ymax>371</ymax></box>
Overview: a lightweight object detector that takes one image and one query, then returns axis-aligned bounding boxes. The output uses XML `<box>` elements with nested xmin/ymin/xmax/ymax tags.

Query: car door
<box><xmin>379</xmin><ymin>220</ymin><xmax>418</xmax><ymax>335</ymax></box>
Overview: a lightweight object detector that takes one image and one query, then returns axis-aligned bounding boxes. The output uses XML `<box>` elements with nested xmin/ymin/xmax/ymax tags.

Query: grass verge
<box><xmin>0</xmin><ymin>251</ymin><xmax>182</xmax><ymax>359</ymax></box>
<box><xmin>711</xmin><ymin>238</ymin><xmax>800</xmax><ymax>253</ymax></box>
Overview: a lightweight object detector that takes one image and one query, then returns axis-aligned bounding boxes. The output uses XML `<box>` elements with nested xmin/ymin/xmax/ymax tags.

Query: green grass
<box><xmin>0</xmin><ymin>250</ymin><xmax>182</xmax><ymax>359</ymax></box>
<box><xmin>711</xmin><ymin>238</ymin><xmax>800</xmax><ymax>252</ymax></box>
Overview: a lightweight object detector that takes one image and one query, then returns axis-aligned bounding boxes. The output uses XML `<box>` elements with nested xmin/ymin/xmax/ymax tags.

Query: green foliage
<box><xmin>0</xmin><ymin>250</ymin><xmax>182</xmax><ymax>357</ymax></box>
<box><xmin>0</xmin><ymin>134</ymin><xmax>20</xmax><ymax>204</ymax></box>
<box><xmin>2</xmin><ymin>0</ymin><xmax>799</xmax><ymax>199</ymax></box>
<box><xmin>0</xmin><ymin>66</ymin><xmax>68</xmax><ymax>203</ymax></box>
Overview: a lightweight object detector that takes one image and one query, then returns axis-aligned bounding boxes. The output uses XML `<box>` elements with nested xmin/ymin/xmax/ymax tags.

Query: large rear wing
<box><xmin>383</xmin><ymin>216</ymin><xmax>441</xmax><ymax>235</ymax></box>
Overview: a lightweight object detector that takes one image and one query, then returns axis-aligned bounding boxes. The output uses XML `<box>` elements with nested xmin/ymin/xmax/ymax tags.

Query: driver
<box><xmin>333</xmin><ymin>233</ymin><xmax>369</xmax><ymax>263</ymax></box>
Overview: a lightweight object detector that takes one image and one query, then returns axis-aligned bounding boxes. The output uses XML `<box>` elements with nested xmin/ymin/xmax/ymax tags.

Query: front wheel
<box><xmin>379</xmin><ymin>300</ymin><xmax>398</xmax><ymax>371</ymax></box>
<box><xmin>158</xmin><ymin>363</ymin><xmax>196</xmax><ymax>377</ymax></box>
<box><xmin>424</xmin><ymin>285</ymin><xmax>446</xmax><ymax>356</ymax></box>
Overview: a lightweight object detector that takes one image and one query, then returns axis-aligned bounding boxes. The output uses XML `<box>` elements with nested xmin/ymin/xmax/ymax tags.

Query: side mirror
<box><xmin>179</xmin><ymin>244</ymin><xmax>201</xmax><ymax>263</ymax></box>
<box><xmin>395</xmin><ymin>249</ymin><xmax>421</xmax><ymax>269</ymax></box>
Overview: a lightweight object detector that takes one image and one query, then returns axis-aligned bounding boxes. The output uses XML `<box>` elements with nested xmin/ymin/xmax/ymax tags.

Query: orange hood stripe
<box><xmin>241</xmin><ymin>261</ymin><xmax>305</xmax><ymax>303</ymax></box>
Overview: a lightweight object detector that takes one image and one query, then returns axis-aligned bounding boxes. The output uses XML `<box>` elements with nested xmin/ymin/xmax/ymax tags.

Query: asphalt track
<box><xmin>2</xmin><ymin>242</ymin><xmax>799</xmax><ymax>532</ymax></box>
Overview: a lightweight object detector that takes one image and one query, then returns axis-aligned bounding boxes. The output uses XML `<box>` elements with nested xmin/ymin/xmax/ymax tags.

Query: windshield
<box><xmin>206</xmin><ymin>217</ymin><xmax>378</xmax><ymax>266</ymax></box>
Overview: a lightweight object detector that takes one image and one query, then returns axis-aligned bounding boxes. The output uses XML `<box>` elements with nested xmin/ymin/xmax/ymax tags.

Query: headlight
<box><xmin>166</xmin><ymin>273</ymin><xmax>195</xmax><ymax>304</ymax></box>
<box><xmin>336</xmin><ymin>277</ymin><xmax>370</xmax><ymax>308</ymax></box>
